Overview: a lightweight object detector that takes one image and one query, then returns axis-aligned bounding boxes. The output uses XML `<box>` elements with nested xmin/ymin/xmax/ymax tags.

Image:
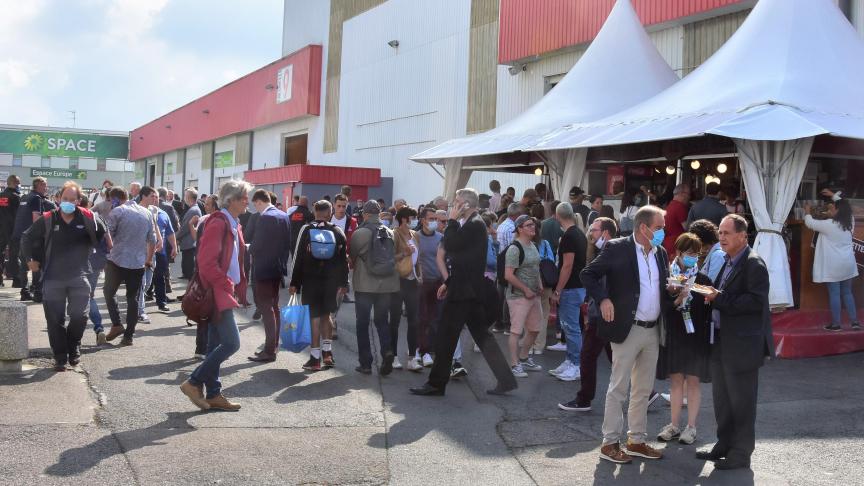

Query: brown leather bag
<box><xmin>395</xmin><ymin>230</ymin><xmax>415</xmax><ymax>278</ymax></box>
<box><xmin>181</xmin><ymin>217</ymin><xmax>226</xmax><ymax>325</ymax></box>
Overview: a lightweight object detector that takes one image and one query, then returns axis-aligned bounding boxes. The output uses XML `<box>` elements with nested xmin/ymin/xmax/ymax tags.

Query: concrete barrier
<box><xmin>0</xmin><ymin>300</ymin><xmax>28</xmax><ymax>373</ymax></box>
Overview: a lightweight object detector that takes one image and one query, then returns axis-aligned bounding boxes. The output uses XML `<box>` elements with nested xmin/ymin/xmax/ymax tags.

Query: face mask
<box><xmin>647</xmin><ymin>227</ymin><xmax>665</xmax><ymax>247</ymax></box>
<box><xmin>595</xmin><ymin>237</ymin><xmax>605</xmax><ymax>249</ymax></box>
<box><xmin>60</xmin><ymin>201</ymin><xmax>76</xmax><ymax>214</ymax></box>
<box><xmin>383</xmin><ymin>219</ymin><xmax>392</xmax><ymax>227</ymax></box>
<box><xmin>492</xmin><ymin>223</ymin><xmax>499</xmax><ymax>231</ymax></box>
<box><xmin>427</xmin><ymin>221</ymin><xmax>438</xmax><ymax>232</ymax></box>
<box><xmin>682</xmin><ymin>255</ymin><xmax>699</xmax><ymax>268</ymax></box>
<box><xmin>408</xmin><ymin>219</ymin><xmax>418</xmax><ymax>228</ymax></box>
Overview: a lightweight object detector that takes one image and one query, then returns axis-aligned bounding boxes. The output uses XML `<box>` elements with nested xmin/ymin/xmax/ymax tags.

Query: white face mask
<box><xmin>408</xmin><ymin>219</ymin><xmax>418</xmax><ymax>228</ymax></box>
<box><xmin>427</xmin><ymin>221</ymin><xmax>438</xmax><ymax>232</ymax></box>
<box><xmin>595</xmin><ymin>236</ymin><xmax>606</xmax><ymax>249</ymax></box>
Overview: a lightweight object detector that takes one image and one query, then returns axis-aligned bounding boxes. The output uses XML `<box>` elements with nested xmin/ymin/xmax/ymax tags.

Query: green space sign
<box><xmin>215</xmin><ymin>150</ymin><xmax>234</xmax><ymax>168</ymax></box>
<box><xmin>31</xmin><ymin>168</ymin><xmax>88</xmax><ymax>180</ymax></box>
<box><xmin>0</xmin><ymin>129</ymin><xmax>128</xmax><ymax>159</ymax></box>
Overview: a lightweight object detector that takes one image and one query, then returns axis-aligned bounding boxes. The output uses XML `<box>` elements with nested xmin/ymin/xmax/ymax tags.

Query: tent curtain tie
<box><xmin>756</xmin><ymin>229</ymin><xmax>783</xmax><ymax>236</ymax></box>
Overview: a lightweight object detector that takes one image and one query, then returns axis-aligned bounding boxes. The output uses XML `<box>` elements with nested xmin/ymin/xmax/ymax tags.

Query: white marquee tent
<box><xmin>410</xmin><ymin>0</ymin><xmax>679</xmax><ymax>201</ymax></box>
<box><xmin>529</xmin><ymin>0</ymin><xmax>864</xmax><ymax>307</ymax></box>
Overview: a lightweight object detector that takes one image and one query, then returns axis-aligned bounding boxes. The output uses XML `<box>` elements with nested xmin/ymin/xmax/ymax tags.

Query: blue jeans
<box><xmin>190</xmin><ymin>309</ymin><xmax>240</xmax><ymax>399</ymax></box>
<box><xmin>559</xmin><ymin>288</ymin><xmax>586</xmax><ymax>365</ymax></box>
<box><xmin>87</xmin><ymin>252</ymin><xmax>107</xmax><ymax>333</ymax></box>
<box><xmin>354</xmin><ymin>292</ymin><xmax>392</xmax><ymax>368</ymax></box>
<box><xmin>827</xmin><ymin>279</ymin><xmax>858</xmax><ymax>326</ymax></box>
<box><xmin>137</xmin><ymin>263</ymin><xmax>155</xmax><ymax>315</ymax></box>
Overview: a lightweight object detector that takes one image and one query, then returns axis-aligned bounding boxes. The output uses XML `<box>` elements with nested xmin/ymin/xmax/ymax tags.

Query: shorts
<box><xmin>508</xmin><ymin>296</ymin><xmax>543</xmax><ymax>335</ymax></box>
<box><xmin>301</xmin><ymin>283</ymin><xmax>339</xmax><ymax>318</ymax></box>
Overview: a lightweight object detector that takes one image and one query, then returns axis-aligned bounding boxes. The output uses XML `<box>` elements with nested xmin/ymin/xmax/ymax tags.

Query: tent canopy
<box><xmin>532</xmin><ymin>0</ymin><xmax>864</xmax><ymax>151</ymax></box>
<box><xmin>410</xmin><ymin>0</ymin><xmax>678</xmax><ymax>163</ymax></box>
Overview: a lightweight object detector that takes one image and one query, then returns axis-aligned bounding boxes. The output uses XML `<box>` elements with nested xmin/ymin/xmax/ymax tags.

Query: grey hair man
<box><xmin>176</xmin><ymin>188</ymin><xmax>202</xmax><ymax>279</ymax></box>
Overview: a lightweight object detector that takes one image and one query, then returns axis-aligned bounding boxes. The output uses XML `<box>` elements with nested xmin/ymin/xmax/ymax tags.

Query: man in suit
<box><xmin>410</xmin><ymin>188</ymin><xmax>517</xmax><ymax>396</ymax></box>
<box><xmin>581</xmin><ymin>205</ymin><xmax>672</xmax><ymax>464</ymax></box>
<box><xmin>175</xmin><ymin>188</ymin><xmax>201</xmax><ymax>280</ymax></box>
<box><xmin>247</xmin><ymin>189</ymin><xmax>291</xmax><ymax>362</ymax></box>
<box><xmin>700</xmin><ymin>213</ymin><xmax>772</xmax><ymax>470</ymax></box>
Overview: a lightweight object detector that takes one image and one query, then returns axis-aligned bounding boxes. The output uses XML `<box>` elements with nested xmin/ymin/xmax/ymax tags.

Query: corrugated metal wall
<box><xmin>322</xmin><ymin>0</ymin><xmax>387</xmax><ymax>153</ymax></box>
<box><xmin>466</xmin><ymin>0</ymin><xmax>499</xmax><ymax>135</ymax></box>
<box><xmin>649</xmin><ymin>26</ymin><xmax>685</xmax><ymax>77</ymax></box>
<box><xmin>682</xmin><ymin>8</ymin><xmax>750</xmax><ymax>76</ymax></box>
<box><xmin>498</xmin><ymin>0</ymin><xmax>749</xmax><ymax>64</ymax></box>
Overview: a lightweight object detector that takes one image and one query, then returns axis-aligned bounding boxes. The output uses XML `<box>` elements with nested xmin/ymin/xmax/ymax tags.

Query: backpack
<box><xmin>496</xmin><ymin>240</ymin><xmax>524</xmax><ymax>283</ymax></box>
<box><xmin>308</xmin><ymin>224</ymin><xmax>337</xmax><ymax>260</ymax></box>
<box><xmin>538</xmin><ymin>239</ymin><xmax>560</xmax><ymax>288</ymax></box>
<box><xmin>367</xmin><ymin>224</ymin><xmax>396</xmax><ymax>277</ymax></box>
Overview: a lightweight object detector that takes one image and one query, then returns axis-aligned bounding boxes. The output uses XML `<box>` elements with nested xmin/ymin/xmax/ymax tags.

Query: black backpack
<box><xmin>496</xmin><ymin>240</ymin><xmax>524</xmax><ymax>284</ymax></box>
<box><xmin>367</xmin><ymin>225</ymin><xmax>396</xmax><ymax>277</ymax></box>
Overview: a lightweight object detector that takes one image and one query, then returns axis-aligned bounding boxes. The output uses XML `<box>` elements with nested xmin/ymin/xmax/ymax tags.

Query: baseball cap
<box><xmin>569</xmin><ymin>186</ymin><xmax>584</xmax><ymax>197</ymax></box>
<box><xmin>513</xmin><ymin>214</ymin><xmax>533</xmax><ymax>233</ymax></box>
<box><xmin>362</xmin><ymin>200</ymin><xmax>381</xmax><ymax>214</ymax></box>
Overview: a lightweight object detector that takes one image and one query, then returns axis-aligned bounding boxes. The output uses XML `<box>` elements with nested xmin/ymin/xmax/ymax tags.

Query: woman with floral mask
<box><xmin>655</xmin><ymin>232</ymin><xmax>713</xmax><ymax>446</ymax></box>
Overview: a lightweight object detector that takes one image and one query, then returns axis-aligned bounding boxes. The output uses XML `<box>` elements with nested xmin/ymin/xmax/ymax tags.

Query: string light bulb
<box><xmin>665</xmin><ymin>165</ymin><xmax>676</xmax><ymax>175</ymax></box>
<box><xmin>690</xmin><ymin>160</ymin><xmax>701</xmax><ymax>170</ymax></box>
<box><xmin>717</xmin><ymin>163</ymin><xmax>728</xmax><ymax>174</ymax></box>
<box><xmin>534</xmin><ymin>167</ymin><xmax>543</xmax><ymax>176</ymax></box>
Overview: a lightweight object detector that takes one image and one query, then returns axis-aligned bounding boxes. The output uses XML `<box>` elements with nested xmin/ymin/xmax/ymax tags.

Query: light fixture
<box><xmin>690</xmin><ymin>160</ymin><xmax>700</xmax><ymax>170</ymax></box>
<box><xmin>508</xmin><ymin>63</ymin><xmax>527</xmax><ymax>76</ymax></box>
<box><xmin>705</xmin><ymin>174</ymin><xmax>715</xmax><ymax>184</ymax></box>
<box><xmin>717</xmin><ymin>162</ymin><xmax>728</xmax><ymax>174</ymax></box>
<box><xmin>265</xmin><ymin>83</ymin><xmax>275</xmax><ymax>90</ymax></box>
<box><xmin>665</xmin><ymin>165</ymin><xmax>676</xmax><ymax>175</ymax></box>
<box><xmin>654</xmin><ymin>168</ymin><xmax>661</xmax><ymax>174</ymax></box>
<box><xmin>534</xmin><ymin>167</ymin><xmax>543</xmax><ymax>176</ymax></box>
<box><xmin>165</xmin><ymin>124</ymin><xmax>171</xmax><ymax>129</ymax></box>
<box><xmin>387</xmin><ymin>40</ymin><xmax>399</xmax><ymax>48</ymax></box>
<box><xmin>202</xmin><ymin>109</ymin><xmax>210</xmax><ymax>114</ymax></box>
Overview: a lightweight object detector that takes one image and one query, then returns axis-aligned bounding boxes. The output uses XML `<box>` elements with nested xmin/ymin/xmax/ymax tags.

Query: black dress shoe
<box><xmin>409</xmin><ymin>384</ymin><xmax>445</xmax><ymax>396</ymax></box>
<box><xmin>355</xmin><ymin>366</ymin><xmax>372</xmax><ymax>375</ymax></box>
<box><xmin>379</xmin><ymin>352</ymin><xmax>394</xmax><ymax>376</ymax></box>
<box><xmin>68</xmin><ymin>356</ymin><xmax>81</xmax><ymax>366</ymax></box>
<box><xmin>53</xmin><ymin>361</ymin><xmax>67</xmax><ymax>372</ymax></box>
<box><xmin>247</xmin><ymin>354</ymin><xmax>276</xmax><ymax>363</ymax></box>
<box><xmin>696</xmin><ymin>450</ymin><xmax>726</xmax><ymax>461</ymax></box>
<box><xmin>713</xmin><ymin>458</ymin><xmax>750</xmax><ymax>470</ymax></box>
<box><xmin>486</xmin><ymin>383</ymin><xmax>518</xmax><ymax>396</ymax></box>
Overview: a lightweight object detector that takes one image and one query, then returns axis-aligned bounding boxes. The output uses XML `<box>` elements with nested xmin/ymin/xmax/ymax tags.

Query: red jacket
<box><xmin>197</xmin><ymin>211</ymin><xmax>248</xmax><ymax>313</ymax></box>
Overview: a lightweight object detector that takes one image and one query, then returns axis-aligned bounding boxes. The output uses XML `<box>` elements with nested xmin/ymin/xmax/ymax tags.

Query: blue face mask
<box><xmin>649</xmin><ymin>227</ymin><xmax>665</xmax><ymax>247</ymax></box>
<box><xmin>409</xmin><ymin>219</ymin><xmax>418</xmax><ymax>228</ymax></box>
<box><xmin>60</xmin><ymin>201</ymin><xmax>76</xmax><ymax>214</ymax></box>
<box><xmin>682</xmin><ymin>255</ymin><xmax>699</xmax><ymax>268</ymax></box>
<box><xmin>427</xmin><ymin>221</ymin><xmax>439</xmax><ymax>232</ymax></box>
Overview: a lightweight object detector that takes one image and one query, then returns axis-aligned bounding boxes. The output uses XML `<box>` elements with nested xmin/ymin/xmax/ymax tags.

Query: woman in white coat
<box><xmin>804</xmin><ymin>190</ymin><xmax>860</xmax><ymax>331</ymax></box>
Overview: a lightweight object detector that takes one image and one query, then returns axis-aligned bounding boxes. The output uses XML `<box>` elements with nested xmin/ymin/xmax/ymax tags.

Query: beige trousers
<box><xmin>601</xmin><ymin>324</ymin><xmax>660</xmax><ymax>445</ymax></box>
<box><xmin>532</xmin><ymin>288</ymin><xmax>553</xmax><ymax>352</ymax></box>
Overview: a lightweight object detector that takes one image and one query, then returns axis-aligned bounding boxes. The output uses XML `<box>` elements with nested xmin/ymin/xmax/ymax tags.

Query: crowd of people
<box><xmin>2</xmin><ymin>171</ymin><xmax>855</xmax><ymax>471</ymax></box>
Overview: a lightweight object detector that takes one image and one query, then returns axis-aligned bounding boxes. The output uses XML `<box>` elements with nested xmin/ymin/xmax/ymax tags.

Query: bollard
<box><xmin>0</xmin><ymin>300</ymin><xmax>28</xmax><ymax>373</ymax></box>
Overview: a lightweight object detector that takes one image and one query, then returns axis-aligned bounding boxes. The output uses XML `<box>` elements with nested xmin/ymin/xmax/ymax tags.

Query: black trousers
<box><xmin>102</xmin><ymin>261</ymin><xmax>145</xmax><ymax>339</ymax></box>
<box><xmin>427</xmin><ymin>298</ymin><xmax>517</xmax><ymax>391</ymax></box>
<box><xmin>181</xmin><ymin>248</ymin><xmax>196</xmax><ymax>279</ymax></box>
<box><xmin>711</xmin><ymin>337</ymin><xmax>760</xmax><ymax>463</ymax></box>
<box><xmin>390</xmin><ymin>279</ymin><xmax>419</xmax><ymax>356</ymax></box>
<box><xmin>4</xmin><ymin>234</ymin><xmax>19</xmax><ymax>282</ymax></box>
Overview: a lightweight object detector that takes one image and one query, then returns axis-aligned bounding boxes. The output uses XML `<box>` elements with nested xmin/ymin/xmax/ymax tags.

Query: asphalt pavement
<box><xmin>1</xmin><ymin>262</ymin><xmax>863</xmax><ymax>485</ymax></box>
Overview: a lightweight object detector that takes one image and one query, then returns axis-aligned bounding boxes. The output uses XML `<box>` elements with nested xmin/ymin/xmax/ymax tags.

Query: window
<box><xmin>283</xmin><ymin>134</ymin><xmax>308</xmax><ymax>166</ymax></box>
<box><xmin>97</xmin><ymin>158</ymin><xmax>106</xmax><ymax>171</ymax></box>
<box><xmin>41</xmin><ymin>156</ymin><xmax>51</xmax><ymax>168</ymax></box>
<box><xmin>69</xmin><ymin>157</ymin><xmax>79</xmax><ymax>169</ymax></box>
<box><xmin>544</xmin><ymin>73</ymin><xmax>565</xmax><ymax>94</ymax></box>
<box><xmin>12</xmin><ymin>155</ymin><xmax>22</xmax><ymax>167</ymax></box>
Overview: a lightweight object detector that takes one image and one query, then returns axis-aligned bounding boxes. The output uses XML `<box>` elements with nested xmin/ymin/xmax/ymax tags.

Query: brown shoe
<box><xmin>105</xmin><ymin>325</ymin><xmax>125</xmax><ymax>341</ymax></box>
<box><xmin>322</xmin><ymin>351</ymin><xmax>335</xmax><ymax>368</ymax></box>
<box><xmin>625</xmin><ymin>441</ymin><xmax>663</xmax><ymax>460</ymax></box>
<box><xmin>600</xmin><ymin>443</ymin><xmax>632</xmax><ymax>464</ymax></box>
<box><xmin>206</xmin><ymin>394</ymin><xmax>241</xmax><ymax>411</ymax></box>
<box><xmin>180</xmin><ymin>380</ymin><xmax>210</xmax><ymax>410</ymax></box>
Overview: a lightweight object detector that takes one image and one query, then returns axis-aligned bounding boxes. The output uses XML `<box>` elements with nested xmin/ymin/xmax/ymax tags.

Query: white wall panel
<box><xmin>22</xmin><ymin>155</ymin><xmax>40</xmax><ymax>167</ymax></box>
<box><xmin>0</xmin><ymin>153</ymin><xmax>12</xmax><ymax>166</ymax></box>
<box><xmin>50</xmin><ymin>157</ymin><xmax>69</xmax><ymax>169</ymax></box>
<box><xmin>649</xmin><ymin>25</ymin><xmax>684</xmax><ymax>77</ymax></box>
<box><xmin>78</xmin><ymin>157</ymin><xmax>97</xmax><ymax>170</ymax></box>
<box><xmin>282</xmin><ymin>0</ymin><xmax>331</xmax><ymax>56</ymax></box>
<box><xmin>333</xmin><ymin>0</ymin><xmax>473</xmax><ymax>205</ymax></box>
<box><xmin>184</xmin><ymin>145</ymin><xmax>203</xmax><ymax>192</ymax></box>
<box><xmin>252</xmin><ymin>118</ymin><xmax>319</xmax><ymax>170</ymax></box>
<box><xmin>106</xmin><ymin>159</ymin><xmax>126</xmax><ymax>172</ymax></box>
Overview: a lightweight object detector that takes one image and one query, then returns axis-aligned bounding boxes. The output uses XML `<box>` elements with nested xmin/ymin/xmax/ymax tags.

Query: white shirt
<box><xmin>331</xmin><ymin>214</ymin><xmax>347</xmax><ymax>228</ymax></box>
<box><xmin>489</xmin><ymin>192</ymin><xmax>502</xmax><ymax>214</ymax></box>
<box><xmin>805</xmin><ymin>215</ymin><xmax>859</xmax><ymax>282</ymax></box>
<box><xmin>497</xmin><ymin>217</ymin><xmax>516</xmax><ymax>253</ymax></box>
<box><xmin>634</xmin><ymin>243</ymin><xmax>661</xmax><ymax>322</ymax></box>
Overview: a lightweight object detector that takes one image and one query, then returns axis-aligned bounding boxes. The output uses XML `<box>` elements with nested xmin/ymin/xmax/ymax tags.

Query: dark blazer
<box><xmin>443</xmin><ymin>212</ymin><xmax>488</xmax><ymax>302</ymax></box>
<box><xmin>249</xmin><ymin>206</ymin><xmax>291</xmax><ymax>281</ymax></box>
<box><xmin>159</xmin><ymin>200</ymin><xmax>180</xmax><ymax>233</ymax></box>
<box><xmin>581</xmin><ymin>235</ymin><xmax>672</xmax><ymax>343</ymax></box>
<box><xmin>711</xmin><ymin>246</ymin><xmax>774</xmax><ymax>372</ymax></box>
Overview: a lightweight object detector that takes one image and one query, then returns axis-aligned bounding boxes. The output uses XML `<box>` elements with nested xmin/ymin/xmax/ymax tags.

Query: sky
<box><xmin>0</xmin><ymin>0</ymin><xmax>284</xmax><ymax>132</ymax></box>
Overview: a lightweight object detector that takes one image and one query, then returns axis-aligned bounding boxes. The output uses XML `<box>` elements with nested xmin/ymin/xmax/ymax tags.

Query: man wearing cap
<box><xmin>349</xmin><ymin>200</ymin><xmax>397</xmax><ymax>375</ymax></box>
<box><xmin>410</xmin><ymin>188</ymin><xmax>517</xmax><ymax>396</ymax></box>
<box><xmin>569</xmin><ymin>186</ymin><xmax>591</xmax><ymax>229</ymax></box>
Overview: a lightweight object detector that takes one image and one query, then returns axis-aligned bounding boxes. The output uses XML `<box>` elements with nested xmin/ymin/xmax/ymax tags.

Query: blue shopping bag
<box><xmin>279</xmin><ymin>295</ymin><xmax>311</xmax><ymax>352</ymax></box>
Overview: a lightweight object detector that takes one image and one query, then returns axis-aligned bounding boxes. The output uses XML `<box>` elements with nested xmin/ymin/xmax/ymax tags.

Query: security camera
<box><xmin>388</xmin><ymin>40</ymin><xmax>399</xmax><ymax>48</ymax></box>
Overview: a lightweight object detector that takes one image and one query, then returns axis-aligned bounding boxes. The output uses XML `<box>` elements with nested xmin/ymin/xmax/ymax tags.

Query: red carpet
<box><xmin>772</xmin><ymin>309</ymin><xmax>864</xmax><ymax>358</ymax></box>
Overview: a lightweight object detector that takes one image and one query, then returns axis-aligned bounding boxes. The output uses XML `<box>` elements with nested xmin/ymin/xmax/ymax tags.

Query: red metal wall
<box><xmin>243</xmin><ymin>165</ymin><xmax>381</xmax><ymax>187</ymax></box>
<box><xmin>130</xmin><ymin>45</ymin><xmax>323</xmax><ymax>161</ymax></box>
<box><xmin>499</xmin><ymin>0</ymin><xmax>747</xmax><ymax>64</ymax></box>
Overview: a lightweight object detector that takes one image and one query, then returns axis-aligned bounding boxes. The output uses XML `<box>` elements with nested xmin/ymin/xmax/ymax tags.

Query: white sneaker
<box><xmin>422</xmin><ymin>353</ymin><xmax>434</xmax><ymax>367</ymax></box>
<box><xmin>194</xmin><ymin>353</ymin><xmax>206</xmax><ymax>360</ymax></box>
<box><xmin>138</xmin><ymin>314</ymin><xmax>150</xmax><ymax>323</ymax></box>
<box><xmin>96</xmin><ymin>332</ymin><xmax>107</xmax><ymax>346</ymax></box>
<box><xmin>392</xmin><ymin>356</ymin><xmax>403</xmax><ymax>369</ymax></box>
<box><xmin>546</xmin><ymin>342</ymin><xmax>567</xmax><ymax>352</ymax></box>
<box><xmin>520</xmin><ymin>357</ymin><xmax>543</xmax><ymax>372</ymax></box>
<box><xmin>406</xmin><ymin>357</ymin><xmax>423</xmax><ymax>372</ymax></box>
<box><xmin>511</xmin><ymin>364</ymin><xmax>527</xmax><ymax>378</ymax></box>
<box><xmin>556</xmin><ymin>362</ymin><xmax>581</xmax><ymax>382</ymax></box>
<box><xmin>548</xmin><ymin>359</ymin><xmax>572</xmax><ymax>376</ymax></box>
<box><xmin>678</xmin><ymin>426</ymin><xmax>697</xmax><ymax>445</ymax></box>
<box><xmin>530</xmin><ymin>347</ymin><xmax>544</xmax><ymax>355</ymax></box>
<box><xmin>660</xmin><ymin>393</ymin><xmax>688</xmax><ymax>406</ymax></box>
<box><xmin>657</xmin><ymin>423</ymin><xmax>681</xmax><ymax>442</ymax></box>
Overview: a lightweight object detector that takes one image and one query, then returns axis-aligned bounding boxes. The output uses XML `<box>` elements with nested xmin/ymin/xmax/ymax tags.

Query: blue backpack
<box><xmin>308</xmin><ymin>224</ymin><xmax>337</xmax><ymax>260</ymax></box>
